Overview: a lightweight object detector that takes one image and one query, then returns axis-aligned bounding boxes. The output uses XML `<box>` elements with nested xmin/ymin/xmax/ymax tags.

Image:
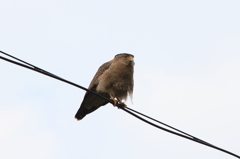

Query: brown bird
<box><xmin>75</xmin><ymin>53</ymin><xmax>134</xmax><ymax>120</ymax></box>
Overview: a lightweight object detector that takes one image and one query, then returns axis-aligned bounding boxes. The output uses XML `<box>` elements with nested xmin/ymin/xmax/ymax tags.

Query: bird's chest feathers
<box><xmin>96</xmin><ymin>63</ymin><xmax>133</xmax><ymax>93</ymax></box>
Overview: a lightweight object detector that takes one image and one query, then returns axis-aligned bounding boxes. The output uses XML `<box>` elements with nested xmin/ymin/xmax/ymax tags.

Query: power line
<box><xmin>0</xmin><ymin>50</ymin><xmax>239</xmax><ymax>159</ymax></box>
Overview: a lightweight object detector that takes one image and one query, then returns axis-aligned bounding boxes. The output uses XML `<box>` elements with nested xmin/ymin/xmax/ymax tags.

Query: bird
<box><xmin>75</xmin><ymin>53</ymin><xmax>134</xmax><ymax>120</ymax></box>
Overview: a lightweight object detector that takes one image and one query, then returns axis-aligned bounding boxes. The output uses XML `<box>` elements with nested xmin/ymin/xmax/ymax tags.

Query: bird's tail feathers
<box><xmin>75</xmin><ymin>107</ymin><xmax>88</xmax><ymax>120</ymax></box>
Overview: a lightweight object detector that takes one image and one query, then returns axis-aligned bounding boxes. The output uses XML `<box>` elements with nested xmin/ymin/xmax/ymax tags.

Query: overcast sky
<box><xmin>1</xmin><ymin>0</ymin><xmax>240</xmax><ymax>159</ymax></box>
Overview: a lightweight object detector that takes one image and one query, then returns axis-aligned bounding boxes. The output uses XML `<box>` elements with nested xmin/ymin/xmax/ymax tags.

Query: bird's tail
<box><xmin>75</xmin><ymin>107</ymin><xmax>89</xmax><ymax>120</ymax></box>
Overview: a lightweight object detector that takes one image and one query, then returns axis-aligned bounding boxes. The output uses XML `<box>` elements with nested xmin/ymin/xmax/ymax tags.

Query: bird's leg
<box><xmin>116</xmin><ymin>98</ymin><xmax>127</xmax><ymax>108</ymax></box>
<box><xmin>110</xmin><ymin>96</ymin><xmax>118</xmax><ymax>106</ymax></box>
<box><xmin>110</xmin><ymin>96</ymin><xmax>127</xmax><ymax>108</ymax></box>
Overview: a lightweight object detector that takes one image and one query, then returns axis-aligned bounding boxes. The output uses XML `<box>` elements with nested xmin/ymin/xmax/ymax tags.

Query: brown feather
<box><xmin>75</xmin><ymin>53</ymin><xmax>134</xmax><ymax>120</ymax></box>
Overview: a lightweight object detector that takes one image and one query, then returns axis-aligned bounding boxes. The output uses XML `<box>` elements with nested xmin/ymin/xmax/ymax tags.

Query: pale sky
<box><xmin>0</xmin><ymin>0</ymin><xmax>240</xmax><ymax>159</ymax></box>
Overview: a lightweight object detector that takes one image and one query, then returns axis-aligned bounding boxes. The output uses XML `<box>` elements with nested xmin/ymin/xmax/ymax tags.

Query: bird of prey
<box><xmin>75</xmin><ymin>53</ymin><xmax>134</xmax><ymax>120</ymax></box>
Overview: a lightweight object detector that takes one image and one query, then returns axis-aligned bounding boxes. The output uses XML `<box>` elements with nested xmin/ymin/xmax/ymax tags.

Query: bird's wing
<box><xmin>88</xmin><ymin>61</ymin><xmax>112</xmax><ymax>89</ymax></box>
<box><xmin>75</xmin><ymin>61</ymin><xmax>112</xmax><ymax>120</ymax></box>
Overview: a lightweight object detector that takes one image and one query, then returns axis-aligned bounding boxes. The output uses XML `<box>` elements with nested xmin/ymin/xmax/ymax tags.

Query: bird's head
<box><xmin>114</xmin><ymin>53</ymin><xmax>134</xmax><ymax>65</ymax></box>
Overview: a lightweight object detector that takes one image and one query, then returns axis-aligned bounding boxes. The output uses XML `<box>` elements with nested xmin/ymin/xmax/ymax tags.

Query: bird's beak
<box><xmin>126</xmin><ymin>56</ymin><xmax>134</xmax><ymax>61</ymax></box>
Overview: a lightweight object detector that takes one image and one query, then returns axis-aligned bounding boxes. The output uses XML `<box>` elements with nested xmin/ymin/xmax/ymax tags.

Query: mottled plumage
<box><xmin>75</xmin><ymin>53</ymin><xmax>134</xmax><ymax>120</ymax></box>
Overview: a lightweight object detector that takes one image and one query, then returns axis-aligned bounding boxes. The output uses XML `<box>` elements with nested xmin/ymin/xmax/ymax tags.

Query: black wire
<box><xmin>122</xmin><ymin>108</ymin><xmax>240</xmax><ymax>158</ymax></box>
<box><xmin>125</xmin><ymin>107</ymin><xmax>214</xmax><ymax>146</ymax></box>
<box><xmin>0</xmin><ymin>50</ymin><xmax>239</xmax><ymax>159</ymax></box>
<box><xmin>0</xmin><ymin>51</ymin><xmax>113</xmax><ymax>105</ymax></box>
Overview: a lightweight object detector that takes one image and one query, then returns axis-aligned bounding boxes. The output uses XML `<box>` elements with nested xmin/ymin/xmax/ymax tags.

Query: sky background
<box><xmin>0</xmin><ymin>0</ymin><xmax>240</xmax><ymax>159</ymax></box>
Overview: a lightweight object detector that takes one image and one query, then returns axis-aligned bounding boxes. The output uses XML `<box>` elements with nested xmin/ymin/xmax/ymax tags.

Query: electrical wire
<box><xmin>0</xmin><ymin>50</ymin><xmax>239</xmax><ymax>159</ymax></box>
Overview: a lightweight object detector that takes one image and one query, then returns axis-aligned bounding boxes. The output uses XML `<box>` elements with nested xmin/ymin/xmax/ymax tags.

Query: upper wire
<box><xmin>0</xmin><ymin>50</ymin><xmax>239</xmax><ymax>159</ymax></box>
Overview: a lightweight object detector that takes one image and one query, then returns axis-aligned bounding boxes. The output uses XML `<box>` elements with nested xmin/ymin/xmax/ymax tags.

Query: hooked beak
<box><xmin>125</xmin><ymin>56</ymin><xmax>134</xmax><ymax>61</ymax></box>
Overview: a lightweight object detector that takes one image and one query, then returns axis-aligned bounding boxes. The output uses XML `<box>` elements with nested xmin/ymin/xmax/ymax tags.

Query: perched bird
<box><xmin>75</xmin><ymin>53</ymin><xmax>134</xmax><ymax>120</ymax></box>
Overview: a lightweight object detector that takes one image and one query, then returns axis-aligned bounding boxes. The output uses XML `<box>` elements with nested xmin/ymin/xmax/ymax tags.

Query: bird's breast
<box><xmin>96</xmin><ymin>63</ymin><xmax>133</xmax><ymax>96</ymax></box>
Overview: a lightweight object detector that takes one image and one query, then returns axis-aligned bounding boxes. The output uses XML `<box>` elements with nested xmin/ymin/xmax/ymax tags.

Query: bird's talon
<box><xmin>118</xmin><ymin>101</ymin><xmax>127</xmax><ymax>108</ymax></box>
<box><xmin>110</xmin><ymin>97</ymin><xmax>118</xmax><ymax>106</ymax></box>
